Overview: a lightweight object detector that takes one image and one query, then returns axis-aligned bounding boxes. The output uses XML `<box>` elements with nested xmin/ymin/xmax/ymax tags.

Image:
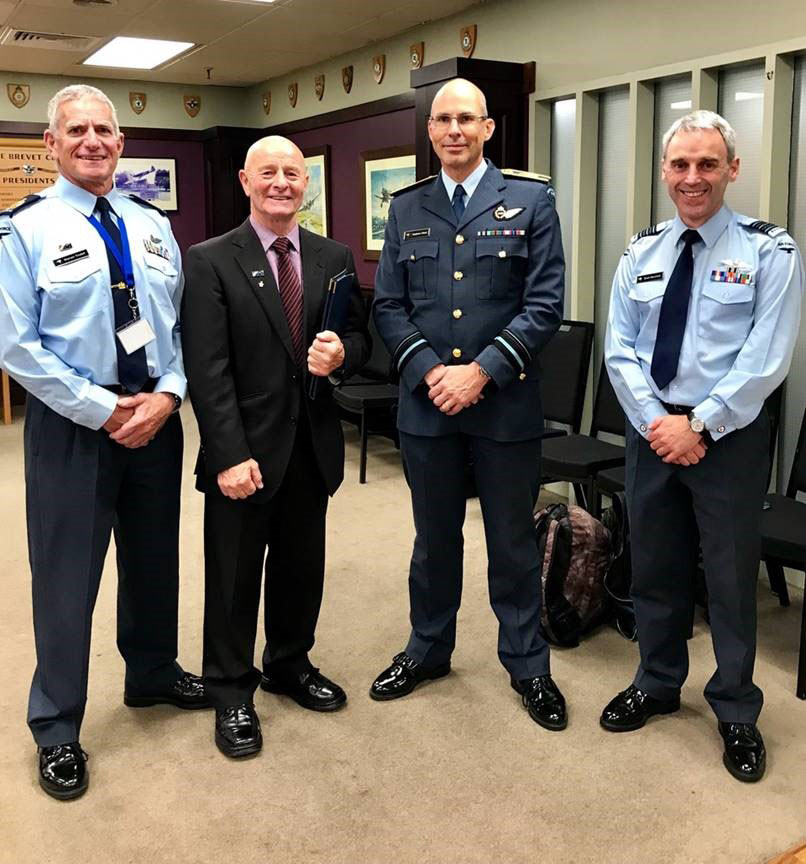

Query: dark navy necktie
<box><xmin>96</xmin><ymin>197</ymin><xmax>149</xmax><ymax>393</ymax></box>
<box><xmin>650</xmin><ymin>228</ymin><xmax>702</xmax><ymax>391</ymax></box>
<box><xmin>272</xmin><ymin>236</ymin><xmax>304</xmax><ymax>365</ymax></box>
<box><xmin>451</xmin><ymin>184</ymin><xmax>466</xmax><ymax>222</ymax></box>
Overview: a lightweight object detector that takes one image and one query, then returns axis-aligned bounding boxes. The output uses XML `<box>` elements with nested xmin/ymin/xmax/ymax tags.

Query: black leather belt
<box><xmin>102</xmin><ymin>378</ymin><xmax>157</xmax><ymax>395</ymax></box>
<box><xmin>661</xmin><ymin>402</ymin><xmax>694</xmax><ymax>416</ymax></box>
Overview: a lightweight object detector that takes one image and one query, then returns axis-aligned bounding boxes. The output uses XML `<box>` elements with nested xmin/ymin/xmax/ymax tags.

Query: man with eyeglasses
<box><xmin>603</xmin><ymin>110</ymin><xmax>802</xmax><ymax>781</ymax></box>
<box><xmin>370</xmin><ymin>78</ymin><xmax>567</xmax><ymax>730</ymax></box>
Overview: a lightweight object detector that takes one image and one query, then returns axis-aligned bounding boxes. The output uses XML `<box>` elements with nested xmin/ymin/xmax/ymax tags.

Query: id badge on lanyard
<box><xmin>87</xmin><ymin>210</ymin><xmax>156</xmax><ymax>354</ymax></box>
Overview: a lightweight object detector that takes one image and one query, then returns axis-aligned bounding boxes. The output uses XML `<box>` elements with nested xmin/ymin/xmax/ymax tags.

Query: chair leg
<box><xmin>798</xmin><ymin>590</ymin><xmax>806</xmax><ymax>700</ymax></box>
<box><xmin>571</xmin><ymin>482</ymin><xmax>586</xmax><ymax>509</ymax></box>
<box><xmin>765</xmin><ymin>560</ymin><xmax>790</xmax><ymax>607</ymax></box>
<box><xmin>359</xmin><ymin>409</ymin><xmax>368</xmax><ymax>484</ymax></box>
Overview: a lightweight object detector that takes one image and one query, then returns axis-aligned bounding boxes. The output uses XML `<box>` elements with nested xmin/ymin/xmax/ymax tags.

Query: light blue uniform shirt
<box><xmin>440</xmin><ymin>159</ymin><xmax>488</xmax><ymax>209</ymax></box>
<box><xmin>605</xmin><ymin>205</ymin><xmax>803</xmax><ymax>440</ymax></box>
<box><xmin>0</xmin><ymin>175</ymin><xmax>186</xmax><ymax>429</ymax></box>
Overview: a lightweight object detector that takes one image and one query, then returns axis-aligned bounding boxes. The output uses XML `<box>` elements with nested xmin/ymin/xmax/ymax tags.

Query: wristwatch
<box><xmin>170</xmin><ymin>393</ymin><xmax>182</xmax><ymax>413</ymax></box>
<box><xmin>687</xmin><ymin>412</ymin><xmax>706</xmax><ymax>434</ymax></box>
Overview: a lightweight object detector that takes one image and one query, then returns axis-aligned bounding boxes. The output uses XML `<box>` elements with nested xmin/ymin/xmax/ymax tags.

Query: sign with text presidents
<box><xmin>0</xmin><ymin>138</ymin><xmax>57</xmax><ymax>210</ymax></box>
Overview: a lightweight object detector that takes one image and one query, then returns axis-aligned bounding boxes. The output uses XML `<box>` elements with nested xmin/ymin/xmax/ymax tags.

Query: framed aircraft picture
<box><xmin>115</xmin><ymin>157</ymin><xmax>178</xmax><ymax>210</ymax></box>
<box><xmin>299</xmin><ymin>147</ymin><xmax>330</xmax><ymax>237</ymax></box>
<box><xmin>360</xmin><ymin>147</ymin><xmax>416</xmax><ymax>260</ymax></box>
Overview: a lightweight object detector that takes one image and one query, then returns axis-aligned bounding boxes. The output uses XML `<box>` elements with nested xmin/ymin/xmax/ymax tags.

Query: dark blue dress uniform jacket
<box><xmin>373</xmin><ymin>160</ymin><xmax>565</xmax><ymax>441</ymax></box>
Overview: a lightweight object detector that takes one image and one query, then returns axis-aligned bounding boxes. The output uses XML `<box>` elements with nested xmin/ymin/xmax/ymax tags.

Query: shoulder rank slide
<box><xmin>631</xmin><ymin>223</ymin><xmax>664</xmax><ymax>243</ymax></box>
<box><xmin>0</xmin><ymin>193</ymin><xmax>43</xmax><ymax>219</ymax></box>
<box><xmin>126</xmin><ymin>193</ymin><xmax>167</xmax><ymax>217</ymax></box>
<box><xmin>742</xmin><ymin>219</ymin><xmax>786</xmax><ymax>238</ymax></box>
<box><xmin>392</xmin><ymin>175</ymin><xmax>437</xmax><ymax>198</ymax></box>
<box><xmin>501</xmin><ymin>168</ymin><xmax>551</xmax><ymax>183</ymax></box>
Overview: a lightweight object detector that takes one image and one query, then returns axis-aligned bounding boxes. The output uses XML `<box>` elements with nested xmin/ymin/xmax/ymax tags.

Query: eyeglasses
<box><xmin>427</xmin><ymin>113</ymin><xmax>488</xmax><ymax>130</ymax></box>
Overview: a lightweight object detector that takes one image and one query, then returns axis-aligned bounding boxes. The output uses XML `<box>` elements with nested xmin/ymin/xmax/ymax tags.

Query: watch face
<box><xmin>690</xmin><ymin>417</ymin><xmax>705</xmax><ymax>433</ymax></box>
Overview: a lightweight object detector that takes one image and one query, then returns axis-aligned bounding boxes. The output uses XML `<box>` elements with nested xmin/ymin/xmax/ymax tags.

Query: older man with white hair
<box><xmin>0</xmin><ymin>84</ymin><xmax>208</xmax><ymax>800</ymax></box>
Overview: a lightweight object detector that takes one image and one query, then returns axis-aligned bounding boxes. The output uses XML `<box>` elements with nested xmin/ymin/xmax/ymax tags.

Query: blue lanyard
<box><xmin>86</xmin><ymin>211</ymin><xmax>135</xmax><ymax>287</ymax></box>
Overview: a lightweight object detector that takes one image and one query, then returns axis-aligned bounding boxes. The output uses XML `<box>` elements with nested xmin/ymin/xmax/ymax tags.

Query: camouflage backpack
<box><xmin>534</xmin><ymin>503</ymin><xmax>612</xmax><ymax>647</ymax></box>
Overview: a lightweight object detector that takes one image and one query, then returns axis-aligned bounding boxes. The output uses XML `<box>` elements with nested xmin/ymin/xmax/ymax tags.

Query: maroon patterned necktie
<box><xmin>272</xmin><ymin>236</ymin><xmax>304</xmax><ymax>365</ymax></box>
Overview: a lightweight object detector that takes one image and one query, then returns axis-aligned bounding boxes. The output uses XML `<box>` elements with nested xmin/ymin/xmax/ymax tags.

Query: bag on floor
<box><xmin>534</xmin><ymin>503</ymin><xmax>611</xmax><ymax>647</ymax></box>
<box><xmin>600</xmin><ymin>491</ymin><xmax>636</xmax><ymax>641</ymax></box>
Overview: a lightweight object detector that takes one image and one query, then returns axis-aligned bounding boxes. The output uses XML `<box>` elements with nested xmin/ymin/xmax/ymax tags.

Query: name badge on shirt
<box><xmin>53</xmin><ymin>249</ymin><xmax>90</xmax><ymax>267</ymax></box>
<box><xmin>403</xmin><ymin>228</ymin><xmax>431</xmax><ymax>240</ymax></box>
<box><xmin>636</xmin><ymin>271</ymin><xmax>664</xmax><ymax>283</ymax></box>
<box><xmin>116</xmin><ymin>318</ymin><xmax>155</xmax><ymax>354</ymax></box>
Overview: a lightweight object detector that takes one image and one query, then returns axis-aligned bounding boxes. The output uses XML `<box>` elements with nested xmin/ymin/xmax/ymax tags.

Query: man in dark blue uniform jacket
<box><xmin>369</xmin><ymin>78</ymin><xmax>567</xmax><ymax>730</ymax></box>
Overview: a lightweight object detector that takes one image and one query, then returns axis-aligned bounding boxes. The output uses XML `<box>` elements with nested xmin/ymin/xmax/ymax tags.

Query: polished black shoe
<box><xmin>369</xmin><ymin>651</ymin><xmax>451</xmax><ymax>701</ymax></box>
<box><xmin>124</xmin><ymin>672</ymin><xmax>212</xmax><ymax>710</ymax></box>
<box><xmin>600</xmin><ymin>684</ymin><xmax>680</xmax><ymax>732</ymax></box>
<box><xmin>719</xmin><ymin>722</ymin><xmax>766</xmax><ymax>782</ymax></box>
<box><xmin>512</xmin><ymin>675</ymin><xmax>568</xmax><ymax>731</ymax></box>
<box><xmin>260</xmin><ymin>667</ymin><xmax>347</xmax><ymax>712</ymax></box>
<box><xmin>214</xmin><ymin>703</ymin><xmax>262</xmax><ymax>758</ymax></box>
<box><xmin>38</xmin><ymin>742</ymin><xmax>88</xmax><ymax>800</ymax></box>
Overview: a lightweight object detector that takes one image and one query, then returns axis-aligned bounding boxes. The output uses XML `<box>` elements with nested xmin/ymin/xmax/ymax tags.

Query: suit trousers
<box><xmin>201</xmin><ymin>417</ymin><xmax>329</xmax><ymax>709</ymax></box>
<box><xmin>399</xmin><ymin>431</ymin><xmax>549</xmax><ymax>680</ymax></box>
<box><xmin>625</xmin><ymin>409</ymin><xmax>769</xmax><ymax>722</ymax></box>
<box><xmin>24</xmin><ymin>397</ymin><xmax>184</xmax><ymax>746</ymax></box>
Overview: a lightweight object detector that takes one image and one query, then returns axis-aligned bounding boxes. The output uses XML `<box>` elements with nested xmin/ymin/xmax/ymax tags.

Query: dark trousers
<box><xmin>625</xmin><ymin>410</ymin><xmax>769</xmax><ymax>723</ymax></box>
<box><xmin>201</xmin><ymin>421</ymin><xmax>328</xmax><ymax>709</ymax></box>
<box><xmin>24</xmin><ymin>397</ymin><xmax>184</xmax><ymax>747</ymax></box>
<box><xmin>399</xmin><ymin>431</ymin><xmax>549</xmax><ymax>680</ymax></box>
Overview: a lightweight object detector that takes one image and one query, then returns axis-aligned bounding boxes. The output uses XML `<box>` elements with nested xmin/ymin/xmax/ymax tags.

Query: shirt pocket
<box><xmin>398</xmin><ymin>239</ymin><xmax>439</xmax><ymax>299</ymax></box>
<box><xmin>143</xmin><ymin>252</ymin><xmax>179</xmax><ymax>312</ymax></box>
<box><xmin>41</xmin><ymin>255</ymin><xmax>105</xmax><ymax>318</ymax></box>
<box><xmin>627</xmin><ymin>280</ymin><xmax>666</xmax><ymax>330</ymax></box>
<box><xmin>475</xmin><ymin>236</ymin><xmax>528</xmax><ymax>299</ymax></box>
<box><xmin>698</xmin><ymin>281</ymin><xmax>755</xmax><ymax>343</ymax></box>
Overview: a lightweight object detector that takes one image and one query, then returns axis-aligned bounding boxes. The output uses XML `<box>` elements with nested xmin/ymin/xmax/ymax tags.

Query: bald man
<box><xmin>182</xmin><ymin>136</ymin><xmax>370</xmax><ymax>757</ymax></box>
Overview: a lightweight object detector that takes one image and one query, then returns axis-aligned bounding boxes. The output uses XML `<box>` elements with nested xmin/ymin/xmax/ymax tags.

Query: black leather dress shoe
<box><xmin>513</xmin><ymin>675</ymin><xmax>568</xmax><ymax>731</ymax></box>
<box><xmin>719</xmin><ymin>722</ymin><xmax>766</xmax><ymax>782</ymax></box>
<box><xmin>369</xmin><ymin>652</ymin><xmax>451</xmax><ymax>701</ymax></box>
<box><xmin>260</xmin><ymin>667</ymin><xmax>346</xmax><ymax>712</ymax></box>
<box><xmin>215</xmin><ymin>703</ymin><xmax>262</xmax><ymax>758</ymax></box>
<box><xmin>124</xmin><ymin>672</ymin><xmax>211</xmax><ymax>710</ymax></box>
<box><xmin>600</xmin><ymin>684</ymin><xmax>680</xmax><ymax>732</ymax></box>
<box><xmin>38</xmin><ymin>742</ymin><xmax>88</xmax><ymax>800</ymax></box>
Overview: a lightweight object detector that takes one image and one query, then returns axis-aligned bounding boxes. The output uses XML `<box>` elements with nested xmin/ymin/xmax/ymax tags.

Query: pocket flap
<box><xmin>475</xmin><ymin>236</ymin><xmax>528</xmax><ymax>259</ymax></box>
<box><xmin>397</xmin><ymin>239</ymin><xmax>439</xmax><ymax>263</ymax></box>
<box><xmin>701</xmin><ymin>282</ymin><xmax>754</xmax><ymax>304</ymax></box>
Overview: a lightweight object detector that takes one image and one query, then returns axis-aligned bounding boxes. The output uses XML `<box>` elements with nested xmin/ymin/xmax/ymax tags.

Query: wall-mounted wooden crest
<box><xmin>184</xmin><ymin>94</ymin><xmax>201</xmax><ymax>117</ymax></box>
<box><xmin>342</xmin><ymin>65</ymin><xmax>353</xmax><ymax>93</ymax></box>
<box><xmin>262</xmin><ymin>91</ymin><xmax>271</xmax><ymax>115</ymax></box>
<box><xmin>314</xmin><ymin>74</ymin><xmax>325</xmax><ymax>101</ymax></box>
<box><xmin>372</xmin><ymin>54</ymin><xmax>385</xmax><ymax>85</ymax></box>
<box><xmin>7</xmin><ymin>83</ymin><xmax>29</xmax><ymax>109</ymax></box>
<box><xmin>409</xmin><ymin>42</ymin><xmax>424</xmax><ymax>70</ymax></box>
<box><xmin>129</xmin><ymin>92</ymin><xmax>146</xmax><ymax>115</ymax></box>
<box><xmin>288</xmin><ymin>82</ymin><xmax>298</xmax><ymax>107</ymax></box>
<box><xmin>460</xmin><ymin>24</ymin><xmax>477</xmax><ymax>58</ymax></box>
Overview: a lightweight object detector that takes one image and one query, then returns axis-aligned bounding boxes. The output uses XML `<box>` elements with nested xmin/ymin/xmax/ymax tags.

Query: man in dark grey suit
<box><xmin>369</xmin><ymin>78</ymin><xmax>567</xmax><ymax>729</ymax></box>
<box><xmin>182</xmin><ymin>136</ymin><xmax>370</xmax><ymax>758</ymax></box>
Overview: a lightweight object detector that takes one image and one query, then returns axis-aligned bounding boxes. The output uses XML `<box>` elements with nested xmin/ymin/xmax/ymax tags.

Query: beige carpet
<box><xmin>1</xmin><ymin>406</ymin><xmax>804</xmax><ymax>864</ymax></box>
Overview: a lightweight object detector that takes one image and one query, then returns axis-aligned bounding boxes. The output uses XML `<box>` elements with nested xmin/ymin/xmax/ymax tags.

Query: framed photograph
<box><xmin>361</xmin><ymin>147</ymin><xmax>416</xmax><ymax>260</ymax></box>
<box><xmin>115</xmin><ymin>157</ymin><xmax>178</xmax><ymax>211</ymax></box>
<box><xmin>299</xmin><ymin>146</ymin><xmax>330</xmax><ymax>237</ymax></box>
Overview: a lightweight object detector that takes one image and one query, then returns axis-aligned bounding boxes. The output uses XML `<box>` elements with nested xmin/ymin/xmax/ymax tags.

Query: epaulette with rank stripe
<box><xmin>0</xmin><ymin>194</ymin><xmax>43</xmax><ymax>218</ymax></box>
<box><xmin>742</xmin><ymin>219</ymin><xmax>785</xmax><ymax>237</ymax></box>
<box><xmin>392</xmin><ymin>175</ymin><xmax>437</xmax><ymax>197</ymax></box>
<box><xmin>632</xmin><ymin>224</ymin><xmax>663</xmax><ymax>242</ymax></box>
<box><xmin>501</xmin><ymin>168</ymin><xmax>551</xmax><ymax>183</ymax></box>
<box><xmin>126</xmin><ymin>193</ymin><xmax>167</xmax><ymax>217</ymax></box>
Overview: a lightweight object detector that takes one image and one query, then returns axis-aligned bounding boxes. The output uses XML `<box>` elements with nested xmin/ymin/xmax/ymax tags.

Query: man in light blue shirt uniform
<box><xmin>0</xmin><ymin>84</ymin><xmax>208</xmax><ymax>801</ymax></box>
<box><xmin>602</xmin><ymin>110</ymin><xmax>802</xmax><ymax>782</ymax></box>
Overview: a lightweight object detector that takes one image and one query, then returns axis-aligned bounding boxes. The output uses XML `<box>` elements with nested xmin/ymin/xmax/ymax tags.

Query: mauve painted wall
<box><xmin>122</xmin><ymin>137</ymin><xmax>206</xmax><ymax>255</ymax></box>
<box><xmin>287</xmin><ymin>107</ymin><xmax>416</xmax><ymax>290</ymax></box>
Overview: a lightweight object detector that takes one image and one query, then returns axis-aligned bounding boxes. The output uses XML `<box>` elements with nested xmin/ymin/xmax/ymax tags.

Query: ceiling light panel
<box><xmin>83</xmin><ymin>35</ymin><xmax>194</xmax><ymax>69</ymax></box>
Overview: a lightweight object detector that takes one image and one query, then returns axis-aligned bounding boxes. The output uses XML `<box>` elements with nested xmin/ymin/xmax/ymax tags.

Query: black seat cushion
<box><xmin>333</xmin><ymin>383</ymin><xmax>398</xmax><ymax>413</ymax></box>
<box><xmin>761</xmin><ymin>493</ymin><xmax>806</xmax><ymax>565</ymax></box>
<box><xmin>596</xmin><ymin>464</ymin><xmax>626</xmax><ymax>494</ymax></box>
<box><xmin>541</xmin><ymin>434</ymin><xmax>625</xmax><ymax>479</ymax></box>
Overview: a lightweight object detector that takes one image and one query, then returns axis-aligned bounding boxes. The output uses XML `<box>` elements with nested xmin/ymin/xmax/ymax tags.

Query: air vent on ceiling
<box><xmin>73</xmin><ymin>1</ymin><xmax>117</xmax><ymax>6</ymax></box>
<box><xmin>0</xmin><ymin>27</ymin><xmax>102</xmax><ymax>52</ymax></box>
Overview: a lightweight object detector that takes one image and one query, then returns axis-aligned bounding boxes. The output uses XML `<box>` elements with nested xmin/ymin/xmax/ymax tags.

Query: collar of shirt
<box><xmin>52</xmin><ymin>174</ymin><xmax>128</xmax><ymax>218</ymax></box>
<box><xmin>669</xmin><ymin>204</ymin><xmax>732</xmax><ymax>250</ymax></box>
<box><xmin>249</xmin><ymin>217</ymin><xmax>303</xmax><ymax>290</ymax></box>
<box><xmin>440</xmin><ymin>159</ymin><xmax>489</xmax><ymax>207</ymax></box>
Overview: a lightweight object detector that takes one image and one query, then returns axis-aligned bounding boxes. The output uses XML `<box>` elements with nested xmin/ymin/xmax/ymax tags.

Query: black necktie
<box><xmin>95</xmin><ymin>197</ymin><xmax>149</xmax><ymax>393</ymax></box>
<box><xmin>650</xmin><ymin>228</ymin><xmax>702</xmax><ymax>391</ymax></box>
<box><xmin>272</xmin><ymin>236</ymin><xmax>304</xmax><ymax>365</ymax></box>
<box><xmin>451</xmin><ymin>184</ymin><xmax>466</xmax><ymax>222</ymax></box>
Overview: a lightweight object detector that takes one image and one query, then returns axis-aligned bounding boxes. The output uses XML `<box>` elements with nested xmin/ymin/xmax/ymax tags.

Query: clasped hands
<box><xmin>102</xmin><ymin>391</ymin><xmax>175</xmax><ymax>448</ymax></box>
<box><xmin>647</xmin><ymin>413</ymin><xmax>707</xmax><ymax>466</ymax></box>
<box><xmin>425</xmin><ymin>362</ymin><xmax>487</xmax><ymax>415</ymax></box>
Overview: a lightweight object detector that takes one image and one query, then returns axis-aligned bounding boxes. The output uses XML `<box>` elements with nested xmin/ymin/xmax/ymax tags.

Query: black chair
<box><xmin>541</xmin><ymin>362</ymin><xmax>626</xmax><ymax>511</ymax></box>
<box><xmin>540</xmin><ymin>320</ymin><xmax>595</xmax><ymax>439</ymax></box>
<box><xmin>760</xmin><ymin>402</ymin><xmax>806</xmax><ymax>698</ymax></box>
<box><xmin>333</xmin><ymin>314</ymin><xmax>399</xmax><ymax>484</ymax></box>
